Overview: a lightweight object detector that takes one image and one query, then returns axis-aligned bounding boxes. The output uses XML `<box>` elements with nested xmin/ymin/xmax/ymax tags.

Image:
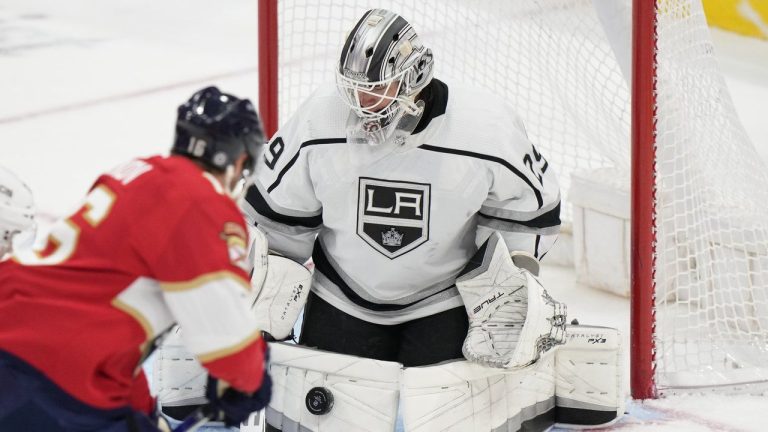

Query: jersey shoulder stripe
<box><xmin>478</xmin><ymin>201</ymin><xmax>561</xmax><ymax>229</ymax></box>
<box><xmin>244</xmin><ymin>184</ymin><xmax>322</xmax><ymax>228</ymax></box>
<box><xmin>417</xmin><ymin>144</ymin><xmax>544</xmax><ymax>208</ymax></box>
<box><xmin>267</xmin><ymin>137</ymin><xmax>346</xmax><ymax>193</ymax></box>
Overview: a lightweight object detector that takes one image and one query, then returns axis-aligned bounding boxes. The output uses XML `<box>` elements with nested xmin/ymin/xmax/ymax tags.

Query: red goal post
<box><xmin>258</xmin><ymin>0</ymin><xmax>279</xmax><ymax>138</ymax></box>
<box><xmin>631</xmin><ymin>0</ymin><xmax>657</xmax><ymax>400</ymax></box>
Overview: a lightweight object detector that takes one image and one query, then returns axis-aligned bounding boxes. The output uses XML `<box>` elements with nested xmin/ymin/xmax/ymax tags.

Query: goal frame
<box><xmin>257</xmin><ymin>0</ymin><xmax>661</xmax><ymax>400</ymax></box>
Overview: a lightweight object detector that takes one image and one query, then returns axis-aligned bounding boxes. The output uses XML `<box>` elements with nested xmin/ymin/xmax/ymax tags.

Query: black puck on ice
<box><xmin>305</xmin><ymin>387</ymin><xmax>334</xmax><ymax>415</ymax></box>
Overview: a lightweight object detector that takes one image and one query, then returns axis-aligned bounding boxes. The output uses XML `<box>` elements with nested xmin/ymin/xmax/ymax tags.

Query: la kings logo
<box><xmin>357</xmin><ymin>177</ymin><xmax>431</xmax><ymax>259</ymax></box>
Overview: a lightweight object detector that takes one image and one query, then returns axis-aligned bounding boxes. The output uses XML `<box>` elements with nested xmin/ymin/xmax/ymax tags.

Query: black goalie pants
<box><xmin>298</xmin><ymin>291</ymin><xmax>469</xmax><ymax>367</ymax></box>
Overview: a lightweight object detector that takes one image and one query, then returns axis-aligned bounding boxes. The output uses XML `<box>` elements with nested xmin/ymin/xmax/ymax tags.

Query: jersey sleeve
<box><xmin>241</xmin><ymin>108</ymin><xmax>323</xmax><ymax>263</ymax></box>
<box><xmin>146</xmin><ymin>198</ymin><xmax>266</xmax><ymax>393</ymax></box>
<box><xmin>476</xmin><ymin>108</ymin><xmax>561</xmax><ymax>259</ymax></box>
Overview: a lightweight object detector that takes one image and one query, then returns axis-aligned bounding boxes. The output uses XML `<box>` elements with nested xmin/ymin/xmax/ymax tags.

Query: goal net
<box><xmin>258</xmin><ymin>0</ymin><xmax>768</xmax><ymax>397</ymax></box>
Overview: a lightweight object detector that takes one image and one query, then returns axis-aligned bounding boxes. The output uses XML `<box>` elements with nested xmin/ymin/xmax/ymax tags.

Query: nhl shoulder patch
<box><xmin>356</xmin><ymin>177</ymin><xmax>431</xmax><ymax>259</ymax></box>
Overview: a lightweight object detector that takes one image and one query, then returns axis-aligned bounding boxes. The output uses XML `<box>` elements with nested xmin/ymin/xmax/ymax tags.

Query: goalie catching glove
<box><xmin>456</xmin><ymin>232</ymin><xmax>566</xmax><ymax>369</ymax></box>
<box><xmin>248</xmin><ymin>227</ymin><xmax>313</xmax><ymax>340</ymax></box>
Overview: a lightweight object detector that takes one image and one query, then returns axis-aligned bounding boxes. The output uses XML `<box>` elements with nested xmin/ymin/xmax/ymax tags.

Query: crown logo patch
<box><xmin>381</xmin><ymin>228</ymin><xmax>404</xmax><ymax>247</ymax></box>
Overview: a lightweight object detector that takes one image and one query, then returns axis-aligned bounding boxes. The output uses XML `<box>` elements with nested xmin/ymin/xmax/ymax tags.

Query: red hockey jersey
<box><xmin>0</xmin><ymin>155</ymin><xmax>265</xmax><ymax>412</ymax></box>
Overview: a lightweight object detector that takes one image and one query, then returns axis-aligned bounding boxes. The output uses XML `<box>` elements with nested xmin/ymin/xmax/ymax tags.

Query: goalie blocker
<box><xmin>247</xmin><ymin>227</ymin><xmax>313</xmax><ymax>341</ymax></box>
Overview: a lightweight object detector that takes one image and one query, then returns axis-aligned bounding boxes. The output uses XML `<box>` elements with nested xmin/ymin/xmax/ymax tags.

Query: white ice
<box><xmin>1</xmin><ymin>1</ymin><xmax>767</xmax><ymax>431</ymax></box>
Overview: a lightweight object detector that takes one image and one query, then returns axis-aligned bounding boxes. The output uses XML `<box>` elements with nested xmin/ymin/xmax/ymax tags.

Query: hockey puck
<box><xmin>305</xmin><ymin>387</ymin><xmax>334</xmax><ymax>415</ymax></box>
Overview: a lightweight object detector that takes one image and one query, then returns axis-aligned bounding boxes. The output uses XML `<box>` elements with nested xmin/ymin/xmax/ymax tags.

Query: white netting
<box><xmin>269</xmin><ymin>0</ymin><xmax>768</xmax><ymax>394</ymax></box>
<box><xmin>654</xmin><ymin>0</ymin><xmax>768</xmax><ymax>393</ymax></box>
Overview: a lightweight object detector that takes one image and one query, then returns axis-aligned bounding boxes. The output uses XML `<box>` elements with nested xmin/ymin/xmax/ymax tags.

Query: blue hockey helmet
<box><xmin>172</xmin><ymin>86</ymin><xmax>264</xmax><ymax>174</ymax></box>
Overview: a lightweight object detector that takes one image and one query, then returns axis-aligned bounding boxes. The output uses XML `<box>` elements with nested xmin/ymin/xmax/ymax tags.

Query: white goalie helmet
<box><xmin>336</xmin><ymin>9</ymin><xmax>434</xmax><ymax>145</ymax></box>
<box><xmin>0</xmin><ymin>166</ymin><xmax>35</xmax><ymax>257</ymax></box>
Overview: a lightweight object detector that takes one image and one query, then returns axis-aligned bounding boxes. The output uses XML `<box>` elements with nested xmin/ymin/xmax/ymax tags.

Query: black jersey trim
<box><xmin>312</xmin><ymin>240</ymin><xmax>455</xmax><ymax>312</ymax></box>
<box><xmin>412</xmin><ymin>79</ymin><xmax>448</xmax><ymax>135</ymax></box>
<box><xmin>417</xmin><ymin>144</ymin><xmax>544</xmax><ymax>208</ymax></box>
<box><xmin>456</xmin><ymin>234</ymin><xmax>494</xmax><ymax>280</ymax></box>
<box><xmin>478</xmin><ymin>202</ymin><xmax>561</xmax><ymax>229</ymax></box>
<box><xmin>267</xmin><ymin>138</ymin><xmax>347</xmax><ymax>193</ymax></box>
<box><xmin>244</xmin><ymin>184</ymin><xmax>322</xmax><ymax>228</ymax></box>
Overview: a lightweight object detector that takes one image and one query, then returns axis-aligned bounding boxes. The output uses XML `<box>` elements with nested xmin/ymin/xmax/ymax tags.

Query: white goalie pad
<box><xmin>555</xmin><ymin>324</ymin><xmax>624</xmax><ymax>428</ymax></box>
<box><xmin>401</xmin><ymin>350</ymin><xmax>557</xmax><ymax>432</ymax></box>
<box><xmin>267</xmin><ymin>342</ymin><xmax>402</xmax><ymax>432</ymax></box>
<box><xmin>251</xmin><ymin>254</ymin><xmax>313</xmax><ymax>340</ymax></box>
<box><xmin>152</xmin><ymin>327</ymin><xmax>208</xmax><ymax>408</ymax></box>
<box><xmin>456</xmin><ymin>232</ymin><xmax>567</xmax><ymax>369</ymax></box>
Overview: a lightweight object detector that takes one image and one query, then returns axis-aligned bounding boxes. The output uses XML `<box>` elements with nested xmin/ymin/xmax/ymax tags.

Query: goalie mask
<box><xmin>0</xmin><ymin>166</ymin><xmax>35</xmax><ymax>257</ymax></box>
<box><xmin>336</xmin><ymin>9</ymin><xmax>434</xmax><ymax>146</ymax></box>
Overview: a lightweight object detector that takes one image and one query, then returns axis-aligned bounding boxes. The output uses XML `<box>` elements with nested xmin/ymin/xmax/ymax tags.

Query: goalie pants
<box><xmin>299</xmin><ymin>291</ymin><xmax>469</xmax><ymax>367</ymax></box>
<box><xmin>0</xmin><ymin>350</ymin><xmax>159</xmax><ymax>432</ymax></box>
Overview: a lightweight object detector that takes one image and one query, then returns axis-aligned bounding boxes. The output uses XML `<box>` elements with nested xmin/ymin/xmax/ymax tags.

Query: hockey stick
<box><xmin>170</xmin><ymin>406</ymin><xmax>215</xmax><ymax>432</ymax></box>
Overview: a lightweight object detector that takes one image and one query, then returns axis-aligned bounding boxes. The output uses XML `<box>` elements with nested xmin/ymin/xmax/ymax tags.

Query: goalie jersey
<box><xmin>0</xmin><ymin>156</ymin><xmax>265</xmax><ymax>412</ymax></box>
<box><xmin>244</xmin><ymin>79</ymin><xmax>561</xmax><ymax>324</ymax></box>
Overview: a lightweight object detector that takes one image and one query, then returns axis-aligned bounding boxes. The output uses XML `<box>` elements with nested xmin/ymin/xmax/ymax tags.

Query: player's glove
<box><xmin>205</xmin><ymin>368</ymin><xmax>272</xmax><ymax>427</ymax></box>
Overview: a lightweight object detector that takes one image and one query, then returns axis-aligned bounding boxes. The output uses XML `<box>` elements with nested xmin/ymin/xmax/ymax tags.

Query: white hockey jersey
<box><xmin>243</xmin><ymin>79</ymin><xmax>560</xmax><ymax>324</ymax></box>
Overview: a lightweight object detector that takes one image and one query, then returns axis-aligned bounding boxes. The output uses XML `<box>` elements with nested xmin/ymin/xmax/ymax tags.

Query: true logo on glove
<box><xmin>473</xmin><ymin>290</ymin><xmax>511</xmax><ymax>315</ymax></box>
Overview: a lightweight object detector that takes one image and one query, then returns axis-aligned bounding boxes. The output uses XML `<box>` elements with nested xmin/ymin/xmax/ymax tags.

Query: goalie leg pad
<box><xmin>152</xmin><ymin>327</ymin><xmax>208</xmax><ymax>409</ymax></box>
<box><xmin>267</xmin><ymin>342</ymin><xmax>401</xmax><ymax>432</ymax></box>
<box><xmin>401</xmin><ymin>350</ymin><xmax>557</xmax><ymax>432</ymax></box>
<box><xmin>555</xmin><ymin>324</ymin><xmax>624</xmax><ymax>428</ymax></box>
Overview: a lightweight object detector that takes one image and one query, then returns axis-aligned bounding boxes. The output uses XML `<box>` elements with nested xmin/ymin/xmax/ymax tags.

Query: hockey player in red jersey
<box><xmin>0</xmin><ymin>87</ymin><xmax>270</xmax><ymax>431</ymax></box>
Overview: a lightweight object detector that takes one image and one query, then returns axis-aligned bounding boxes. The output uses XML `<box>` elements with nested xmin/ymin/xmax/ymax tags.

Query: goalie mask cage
<box><xmin>258</xmin><ymin>0</ymin><xmax>768</xmax><ymax>399</ymax></box>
